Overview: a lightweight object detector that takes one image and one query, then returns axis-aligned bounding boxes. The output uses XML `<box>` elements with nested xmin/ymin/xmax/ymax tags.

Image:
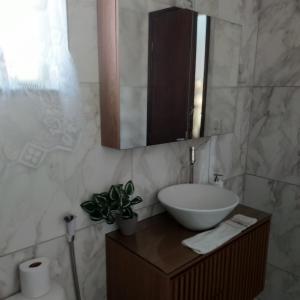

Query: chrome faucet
<box><xmin>189</xmin><ymin>146</ymin><xmax>196</xmax><ymax>184</ymax></box>
<box><xmin>213</xmin><ymin>173</ymin><xmax>224</xmax><ymax>187</ymax></box>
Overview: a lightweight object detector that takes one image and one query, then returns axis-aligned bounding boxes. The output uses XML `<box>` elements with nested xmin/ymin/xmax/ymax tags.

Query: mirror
<box><xmin>99</xmin><ymin>1</ymin><xmax>242</xmax><ymax>149</ymax></box>
<box><xmin>146</xmin><ymin>10</ymin><xmax>209</xmax><ymax>146</ymax></box>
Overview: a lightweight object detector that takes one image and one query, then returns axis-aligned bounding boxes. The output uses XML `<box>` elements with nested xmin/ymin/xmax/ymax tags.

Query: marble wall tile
<box><xmin>193</xmin><ymin>138</ymin><xmax>211</xmax><ymax>184</ymax></box>
<box><xmin>119</xmin><ymin>8</ymin><xmax>148</xmax><ymax>88</ymax></box>
<box><xmin>224</xmin><ymin>174</ymin><xmax>245</xmax><ymax>201</ymax></box>
<box><xmin>0</xmin><ymin>83</ymin><xmax>96</xmax><ymax>254</ymax></box>
<box><xmin>243</xmin><ymin>175</ymin><xmax>272</xmax><ymax>211</ymax></box>
<box><xmin>209</xmin><ymin>88</ymin><xmax>252</xmax><ymax>179</ymax></box>
<box><xmin>0</xmin><ymin>203</ymin><xmax>171</xmax><ymax>300</ymax></box>
<box><xmin>238</xmin><ymin>0</ymin><xmax>260</xmax><ymax>85</ymax></box>
<box><xmin>120</xmin><ymin>87</ymin><xmax>147</xmax><ymax>149</ymax></box>
<box><xmin>208</xmin><ymin>19</ymin><xmax>242</xmax><ymax>87</ymax></box>
<box><xmin>244</xmin><ymin>175</ymin><xmax>300</xmax><ymax>277</ymax></box>
<box><xmin>0</xmin><ymin>222</ymin><xmax>116</xmax><ymax>300</ymax></box>
<box><xmin>218</xmin><ymin>0</ymin><xmax>243</xmax><ymax>24</ymax></box>
<box><xmin>0</xmin><ymin>248</ymin><xmax>34</xmax><ymax>299</ymax></box>
<box><xmin>132</xmin><ymin>142</ymin><xmax>190</xmax><ymax>209</ymax></box>
<box><xmin>0</xmin><ymin>83</ymin><xmax>133</xmax><ymax>256</ymax></box>
<box><xmin>257</xmin><ymin>264</ymin><xmax>300</xmax><ymax>300</ymax></box>
<box><xmin>136</xmin><ymin>202</ymin><xmax>165</xmax><ymax>221</ymax></box>
<box><xmin>205</xmin><ymin>87</ymin><xmax>238</xmax><ymax>136</ymax></box>
<box><xmin>174</xmin><ymin>0</ymin><xmax>193</xmax><ymax>9</ymax></box>
<box><xmin>119</xmin><ymin>0</ymin><xmax>190</xmax><ymax>12</ymax></box>
<box><xmin>195</xmin><ymin>0</ymin><xmax>219</xmax><ymax>17</ymax></box>
<box><xmin>247</xmin><ymin>87</ymin><xmax>300</xmax><ymax>185</ymax></box>
<box><xmin>197</xmin><ymin>0</ymin><xmax>258</xmax><ymax>25</ymax></box>
<box><xmin>239</xmin><ymin>23</ymin><xmax>258</xmax><ymax>86</ymax></box>
<box><xmin>255</xmin><ymin>0</ymin><xmax>300</xmax><ymax>86</ymax></box>
<box><xmin>67</xmin><ymin>0</ymin><xmax>99</xmax><ymax>83</ymax></box>
<box><xmin>132</xmin><ymin>138</ymin><xmax>210</xmax><ymax>209</ymax></box>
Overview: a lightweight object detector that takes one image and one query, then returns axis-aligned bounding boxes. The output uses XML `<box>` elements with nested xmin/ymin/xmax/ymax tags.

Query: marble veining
<box><xmin>247</xmin><ymin>87</ymin><xmax>300</xmax><ymax>185</ymax></box>
<box><xmin>224</xmin><ymin>175</ymin><xmax>245</xmax><ymax>201</ymax></box>
<box><xmin>209</xmin><ymin>88</ymin><xmax>252</xmax><ymax>179</ymax></box>
<box><xmin>255</xmin><ymin>0</ymin><xmax>300</xmax><ymax>86</ymax></box>
<box><xmin>205</xmin><ymin>87</ymin><xmax>238</xmax><ymax>136</ymax></box>
<box><xmin>67</xmin><ymin>0</ymin><xmax>99</xmax><ymax>83</ymax></box>
<box><xmin>247</xmin><ymin>1</ymin><xmax>300</xmax><ymax>297</ymax></box>
<box><xmin>244</xmin><ymin>175</ymin><xmax>300</xmax><ymax>278</ymax></box>
<box><xmin>207</xmin><ymin>18</ymin><xmax>242</xmax><ymax>88</ymax></box>
<box><xmin>257</xmin><ymin>264</ymin><xmax>300</xmax><ymax>300</ymax></box>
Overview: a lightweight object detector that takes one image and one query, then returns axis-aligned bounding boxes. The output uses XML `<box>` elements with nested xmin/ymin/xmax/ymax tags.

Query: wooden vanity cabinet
<box><xmin>106</xmin><ymin>205</ymin><xmax>271</xmax><ymax>300</ymax></box>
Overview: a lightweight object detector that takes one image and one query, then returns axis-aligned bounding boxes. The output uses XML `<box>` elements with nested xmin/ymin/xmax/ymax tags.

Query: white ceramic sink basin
<box><xmin>158</xmin><ymin>184</ymin><xmax>239</xmax><ymax>231</ymax></box>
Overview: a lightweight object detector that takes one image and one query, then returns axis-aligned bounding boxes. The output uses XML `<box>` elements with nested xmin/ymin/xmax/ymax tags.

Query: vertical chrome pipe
<box><xmin>189</xmin><ymin>146</ymin><xmax>196</xmax><ymax>184</ymax></box>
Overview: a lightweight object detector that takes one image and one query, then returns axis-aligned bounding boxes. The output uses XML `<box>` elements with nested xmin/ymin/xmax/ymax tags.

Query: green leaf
<box><xmin>80</xmin><ymin>200</ymin><xmax>97</xmax><ymax>214</ymax></box>
<box><xmin>109</xmin><ymin>185</ymin><xmax>121</xmax><ymax>201</ymax></box>
<box><xmin>124</xmin><ymin>180</ymin><xmax>134</xmax><ymax>196</ymax></box>
<box><xmin>89</xmin><ymin>210</ymin><xmax>104</xmax><ymax>222</ymax></box>
<box><xmin>118</xmin><ymin>192</ymin><xmax>129</xmax><ymax>207</ymax></box>
<box><xmin>121</xmin><ymin>207</ymin><xmax>134</xmax><ymax>219</ymax></box>
<box><xmin>93</xmin><ymin>193</ymin><xmax>108</xmax><ymax>207</ymax></box>
<box><xmin>114</xmin><ymin>184</ymin><xmax>123</xmax><ymax>191</ymax></box>
<box><xmin>131</xmin><ymin>196</ymin><xmax>143</xmax><ymax>205</ymax></box>
<box><xmin>105</xmin><ymin>213</ymin><xmax>115</xmax><ymax>225</ymax></box>
<box><xmin>99</xmin><ymin>192</ymin><xmax>109</xmax><ymax>199</ymax></box>
<box><xmin>110</xmin><ymin>199</ymin><xmax>119</xmax><ymax>211</ymax></box>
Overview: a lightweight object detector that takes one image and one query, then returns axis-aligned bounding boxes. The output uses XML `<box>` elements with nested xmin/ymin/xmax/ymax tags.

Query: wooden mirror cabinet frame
<box><xmin>98</xmin><ymin>0</ymin><xmax>120</xmax><ymax>148</ymax></box>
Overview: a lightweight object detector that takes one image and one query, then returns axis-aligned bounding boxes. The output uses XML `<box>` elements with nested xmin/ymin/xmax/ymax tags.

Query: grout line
<box><xmin>0</xmin><ymin>200</ymin><xmax>162</xmax><ymax>259</ymax></box>
<box><xmin>0</xmin><ymin>222</ymin><xmax>98</xmax><ymax>259</ymax></box>
<box><xmin>207</xmin><ymin>137</ymin><xmax>213</xmax><ymax>182</ymax></box>
<box><xmin>225</xmin><ymin>173</ymin><xmax>245</xmax><ymax>182</ymax></box>
<box><xmin>268</xmin><ymin>263</ymin><xmax>300</xmax><ymax>280</ymax></box>
<box><xmin>252</xmin><ymin>4</ymin><xmax>261</xmax><ymax>87</ymax></box>
<box><xmin>252</xmin><ymin>85</ymin><xmax>300</xmax><ymax>88</ymax></box>
<box><xmin>245</xmin><ymin>173</ymin><xmax>300</xmax><ymax>188</ymax></box>
<box><xmin>244</xmin><ymin>88</ymin><xmax>254</xmax><ymax>180</ymax></box>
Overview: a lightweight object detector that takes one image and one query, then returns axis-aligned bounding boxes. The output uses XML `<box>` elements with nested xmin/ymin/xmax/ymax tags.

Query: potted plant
<box><xmin>80</xmin><ymin>180</ymin><xmax>143</xmax><ymax>236</ymax></box>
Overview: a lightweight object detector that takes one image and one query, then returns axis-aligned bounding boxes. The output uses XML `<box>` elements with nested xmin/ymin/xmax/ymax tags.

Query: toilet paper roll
<box><xmin>19</xmin><ymin>257</ymin><xmax>51</xmax><ymax>298</ymax></box>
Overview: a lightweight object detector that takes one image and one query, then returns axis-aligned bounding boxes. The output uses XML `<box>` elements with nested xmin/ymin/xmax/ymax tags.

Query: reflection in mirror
<box><xmin>99</xmin><ymin>1</ymin><xmax>242</xmax><ymax>149</ymax></box>
<box><xmin>147</xmin><ymin>8</ymin><xmax>210</xmax><ymax>146</ymax></box>
<box><xmin>192</xmin><ymin>15</ymin><xmax>210</xmax><ymax>139</ymax></box>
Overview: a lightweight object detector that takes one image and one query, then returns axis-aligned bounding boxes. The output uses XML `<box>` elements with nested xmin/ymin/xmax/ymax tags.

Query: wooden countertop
<box><xmin>106</xmin><ymin>205</ymin><xmax>271</xmax><ymax>276</ymax></box>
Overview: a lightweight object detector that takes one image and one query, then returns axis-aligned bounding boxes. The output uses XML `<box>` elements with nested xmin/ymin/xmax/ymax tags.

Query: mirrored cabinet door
<box><xmin>98</xmin><ymin>0</ymin><xmax>241</xmax><ymax>149</ymax></box>
<box><xmin>147</xmin><ymin>8</ymin><xmax>210</xmax><ymax>146</ymax></box>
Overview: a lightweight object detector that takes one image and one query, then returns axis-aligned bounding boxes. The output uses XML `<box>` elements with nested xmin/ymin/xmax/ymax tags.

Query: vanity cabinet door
<box><xmin>171</xmin><ymin>248</ymin><xmax>230</xmax><ymax>299</ymax></box>
<box><xmin>170</xmin><ymin>222</ymin><xmax>270</xmax><ymax>300</ymax></box>
<box><xmin>225</xmin><ymin>222</ymin><xmax>270</xmax><ymax>300</ymax></box>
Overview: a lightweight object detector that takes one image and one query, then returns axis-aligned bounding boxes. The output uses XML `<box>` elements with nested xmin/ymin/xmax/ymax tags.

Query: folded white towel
<box><xmin>182</xmin><ymin>214</ymin><xmax>257</xmax><ymax>254</ymax></box>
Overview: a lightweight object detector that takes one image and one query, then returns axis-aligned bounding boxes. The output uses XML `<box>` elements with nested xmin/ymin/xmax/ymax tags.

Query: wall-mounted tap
<box><xmin>189</xmin><ymin>146</ymin><xmax>196</xmax><ymax>184</ymax></box>
<box><xmin>213</xmin><ymin>173</ymin><xmax>224</xmax><ymax>188</ymax></box>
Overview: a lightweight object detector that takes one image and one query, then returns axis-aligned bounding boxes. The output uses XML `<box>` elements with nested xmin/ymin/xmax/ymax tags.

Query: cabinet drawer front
<box><xmin>171</xmin><ymin>248</ymin><xmax>230</xmax><ymax>300</ymax></box>
<box><xmin>171</xmin><ymin>222</ymin><xmax>270</xmax><ymax>300</ymax></box>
